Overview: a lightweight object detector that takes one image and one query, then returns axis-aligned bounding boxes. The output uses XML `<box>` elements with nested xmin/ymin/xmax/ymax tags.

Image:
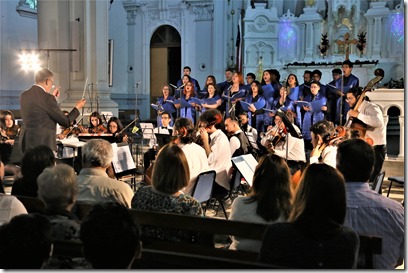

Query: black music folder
<box><xmin>155</xmin><ymin>133</ymin><xmax>172</xmax><ymax>149</ymax></box>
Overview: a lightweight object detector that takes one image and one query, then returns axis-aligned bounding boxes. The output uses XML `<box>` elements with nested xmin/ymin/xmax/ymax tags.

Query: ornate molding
<box><xmin>248</xmin><ymin>23</ymin><xmax>275</xmax><ymax>33</ymax></box>
<box><xmin>191</xmin><ymin>3</ymin><xmax>214</xmax><ymax>21</ymax></box>
<box><xmin>123</xmin><ymin>1</ymin><xmax>144</xmax><ymax>25</ymax></box>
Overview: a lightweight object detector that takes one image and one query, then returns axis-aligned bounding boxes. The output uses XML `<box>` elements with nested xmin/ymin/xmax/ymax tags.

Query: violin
<box><xmin>263</xmin><ymin>125</ymin><xmax>286</xmax><ymax>152</ymax></box>
<box><xmin>88</xmin><ymin>124</ymin><xmax>108</xmax><ymax>134</ymax></box>
<box><xmin>318</xmin><ymin>125</ymin><xmax>347</xmax><ymax>153</ymax></box>
<box><xmin>0</xmin><ymin>126</ymin><xmax>20</xmax><ymax>141</ymax></box>
<box><xmin>60</xmin><ymin>125</ymin><xmax>87</xmax><ymax>138</ymax></box>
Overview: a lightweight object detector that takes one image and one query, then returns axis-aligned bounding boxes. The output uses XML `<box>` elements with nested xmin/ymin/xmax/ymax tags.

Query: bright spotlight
<box><xmin>19</xmin><ymin>51</ymin><xmax>42</xmax><ymax>72</ymax></box>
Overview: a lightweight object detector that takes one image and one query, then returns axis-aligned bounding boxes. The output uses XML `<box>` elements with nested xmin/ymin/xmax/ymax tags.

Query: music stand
<box><xmin>154</xmin><ymin>133</ymin><xmax>172</xmax><ymax>149</ymax></box>
<box><xmin>111</xmin><ymin>142</ymin><xmax>137</xmax><ymax>189</ymax></box>
<box><xmin>78</xmin><ymin>133</ymin><xmax>116</xmax><ymax>143</ymax></box>
<box><xmin>138</xmin><ymin>123</ymin><xmax>155</xmax><ymax>174</ymax></box>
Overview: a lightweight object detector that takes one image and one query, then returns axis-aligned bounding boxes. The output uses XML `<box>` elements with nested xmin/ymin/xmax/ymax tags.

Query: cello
<box><xmin>344</xmin><ymin>68</ymin><xmax>384</xmax><ymax>145</ymax></box>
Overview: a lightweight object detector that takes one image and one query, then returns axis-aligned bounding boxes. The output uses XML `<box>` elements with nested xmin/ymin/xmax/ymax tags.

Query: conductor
<box><xmin>20</xmin><ymin>68</ymin><xmax>86</xmax><ymax>153</ymax></box>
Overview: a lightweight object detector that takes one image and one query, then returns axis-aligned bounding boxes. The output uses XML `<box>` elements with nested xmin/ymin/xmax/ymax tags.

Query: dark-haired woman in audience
<box><xmin>11</xmin><ymin>145</ymin><xmax>56</xmax><ymax>197</ymax></box>
<box><xmin>229</xmin><ymin>154</ymin><xmax>292</xmax><ymax>253</ymax></box>
<box><xmin>258</xmin><ymin>163</ymin><xmax>359</xmax><ymax>269</ymax></box>
<box><xmin>88</xmin><ymin>111</ymin><xmax>107</xmax><ymax>134</ymax></box>
<box><xmin>131</xmin><ymin>143</ymin><xmax>203</xmax><ymax>242</ymax></box>
<box><xmin>107</xmin><ymin>116</ymin><xmax>130</xmax><ymax>143</ymax></box>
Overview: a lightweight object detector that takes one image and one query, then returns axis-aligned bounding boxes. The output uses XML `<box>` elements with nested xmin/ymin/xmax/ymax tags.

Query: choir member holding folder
<box><xmin>241</xmin><ymin>80</ymin><xmax>265</xmax><ymax>133</ymax></box>
<box><xmin>295</xmin><ymin>81</ymin><xmax>327</xmax><ymax>151</ymax></box>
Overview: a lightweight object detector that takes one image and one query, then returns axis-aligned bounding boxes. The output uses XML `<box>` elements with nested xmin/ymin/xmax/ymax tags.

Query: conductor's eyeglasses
<box><xmin>47</xmin><ymin>79</ymin><xmax>55</xmax><ymax>88</ymax></box>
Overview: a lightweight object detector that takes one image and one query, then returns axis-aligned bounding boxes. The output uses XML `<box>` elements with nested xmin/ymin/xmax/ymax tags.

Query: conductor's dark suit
<box><xmin>20</xmin><ymin>85</ymin><xmax>80</xmax><ymax>152</ymax></box>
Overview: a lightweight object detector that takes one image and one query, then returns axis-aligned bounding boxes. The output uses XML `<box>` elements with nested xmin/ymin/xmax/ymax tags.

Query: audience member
<box><xmin>337</xmin><ymin>139</ymin><xmax>404</xmax><ymax>269</ymax></box>
<box><xmin>37</xmin><ymin>164</ymin><xmax>88</xmax><ymax>269</ymax></box>
<box><xmin>0</xmin><ymin>213</ymin><xmax>53</xmax><ymax>269</ymax></box>
<box><xmin>132</xmin><ymin>143</ymin><xmax>203</xmax><ymax>242</ymax></box>
<box><xmin>80</xmin><ymin>202</ymin><xmax>142</xmax><ymax>269</ymax></box>
<box><xmin>37</xmin><ymin>164</ymin><xmax>80</xmax><ymax>241</ymax></box>
<box><xmin>11</xmin><ymin>145</ymin><xmax>56</xmax><ymax>197</ymax></box>
<box><xmin>172</xmin><ymin>118</ymin><xmax>209</xmax><ymax>195</ymax></box>
<box><xmin>258</xmin><ymin>163</ymin><xmax>360</xmax><ymax>269</ymax></box>
<box><xmin>229</xmin><ymin>154</ymin><xmax>292</xmax><ymax>253</ymax></box>
<box><xmin>77</xmin><ymin>139</ymin><xmax>134</xmax><ymax>208</ymax></box>
<box><xmin>0</xmin><ymin>193</ymin><xmax>27</xmax><ymax>225</ymax></box>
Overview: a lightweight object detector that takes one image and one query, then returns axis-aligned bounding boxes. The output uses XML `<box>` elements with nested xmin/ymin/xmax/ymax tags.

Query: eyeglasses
<box><xmin>345</xmin><ymin>97</ymin><xmax>354</xmax><ymax>102</ymax></box>
<box><xmin>47</xmin><ymin>79</ymin><xmax>55</xmax><ymax>88</ymax></box>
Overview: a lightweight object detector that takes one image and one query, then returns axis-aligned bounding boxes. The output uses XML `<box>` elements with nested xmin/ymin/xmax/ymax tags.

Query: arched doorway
<box><xmin>150</xmin><ymin>25</ymin><xmax>181</xmax><ymax>121</ymax></box>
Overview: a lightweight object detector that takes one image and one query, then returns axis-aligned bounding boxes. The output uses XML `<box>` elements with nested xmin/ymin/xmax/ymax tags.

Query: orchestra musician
<box><xmin>345</xmin><ymin>86</ymin><xmax>386</xmax><ymax>182</ymax></box>
<box><xmin>172</xmin><ymin>117</ymin><xmax>209</xmax><ymax>195</ymax></box>
<box><xmin>260</xmin><ymin>111</ymin><xmax>306</xmax><ymax>175</ymax></box>
<box><xmin>107</xmin><ymin>117</ymin><xmax>130</xmax><ymax>144</ymax></box>
<box><xmin>88</xmin><ymin>111</ymin><xmax>107</xmax><ymax>134</ymax></box>
<box><xmin>309</xmin><ymin>120</ymin><xmax>344</xmax><ymax>168</ymax></box>
<box><xmin>0</xmin><ymin>110</ymin><xmax>21</xmax><ymax>177</ymax></box>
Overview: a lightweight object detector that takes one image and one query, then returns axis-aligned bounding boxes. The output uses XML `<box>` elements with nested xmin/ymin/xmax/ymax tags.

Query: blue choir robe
<box><xmin>335</xmin><ymin>74</ymin><xmax>359</xmax><ymax>125</ymax></box>
<box><xmin>156</xmin><ymin>95</ymin><xmax>176</xmax><ymax>126</ymax></box>
<box><xmin>296</xmin><ymin>92</ymin><xmax>327</xmax><ymax>140</ymax></box>
<box><xmin>244</xmin><ymin>94</ymin><xmax>266</xmax><ymax>134</ymax></box>
<box><xmin>180</xmin><ymin>96</ymin><xmax>197</xmax><ymax>125</ymax></box>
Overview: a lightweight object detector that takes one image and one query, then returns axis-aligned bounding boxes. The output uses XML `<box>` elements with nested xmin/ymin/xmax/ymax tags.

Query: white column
<box><xmin>398</xmin><ymin>116</ymin><xmax>404</xmax><ymax>159</ymax></box>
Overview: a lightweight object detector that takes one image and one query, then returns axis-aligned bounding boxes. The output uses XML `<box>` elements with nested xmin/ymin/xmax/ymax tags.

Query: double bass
<box><xmin>344</xmin><ymin>68</ymin><xmax>384</xmax><ymax>145</ymax></box>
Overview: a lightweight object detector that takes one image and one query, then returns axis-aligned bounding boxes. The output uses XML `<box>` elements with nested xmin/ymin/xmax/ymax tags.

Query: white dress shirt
<box><xmin>148</xmin><ymin>126</ymin><xmax>173</xmax><ymax>148</ymax></box>
<box><xmin>347</xmin><ymin>100</ymin><xmax>386</xmax><ymax>146</ymax></box>
<box><xmin>180</xmin><ymin>142</ymin><xmax>210</xmax><ymax>195</ymax></box>
<box><xmin>207</xmin><ymin>129</ymin><xmax>232</xmax><ymax>190</ymax></box>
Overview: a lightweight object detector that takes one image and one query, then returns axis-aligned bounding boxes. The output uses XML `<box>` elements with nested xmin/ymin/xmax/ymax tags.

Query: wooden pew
<box><xmin>52</xmin><ymin>208</ymin><xmax>382</xmax><ymax>269</ymax></box>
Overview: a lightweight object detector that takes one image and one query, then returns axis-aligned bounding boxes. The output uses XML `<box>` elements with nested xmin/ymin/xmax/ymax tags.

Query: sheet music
<box><xmin>58</xmin><ymin>137</ymin><xmax>87</xmax><ymax>148</ymax></box>
<box><xmin>231</xmin><ymin>154</ymin><xmax>258</xmax><ymax>186</ymax></box>
<box><xmin>111</xmin><ymin>143</ymin><xmax>136</xmax><ymax>174</ymax></box>
<box><xmin>140</xmin><ymin>123</ymin><xmax>155</xmax><ymax>140</ymax></box>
